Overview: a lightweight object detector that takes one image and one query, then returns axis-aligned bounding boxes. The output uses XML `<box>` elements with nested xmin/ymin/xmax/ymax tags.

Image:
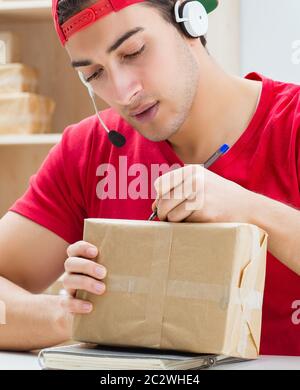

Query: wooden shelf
<box><xmin>0</xmin><ymin>1</ymin><xmax>104</xmax><ymax>132</ymax></box>
<box><xmin>0</xmin><ymin>1</ymin><xmax>51</xmax><ymax>21</ymax></box>
<box><xmin>0</xmin><ymin>133</ymin><xmax>61</xmax><ymax>145</ymax></box>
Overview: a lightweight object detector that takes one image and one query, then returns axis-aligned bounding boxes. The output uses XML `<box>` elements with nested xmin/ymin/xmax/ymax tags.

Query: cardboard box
<box><xmin>0</xmin><ymin>63</ymin><xmax>38</xmax><ymax>93</ymax></box>
<box><xmin>73</xmin><ymin>219</ymin><xmax>268</xmax><ymax>359</ymax></box>
<box><xmin>0</xmin><ymin>32</ymin><xmax>20</xmax><ymax>65</ymax></box>
<box><xmin>0</xmin><ymin>92</ymin><xmax>55</xmax><ymax>134</ymax></box>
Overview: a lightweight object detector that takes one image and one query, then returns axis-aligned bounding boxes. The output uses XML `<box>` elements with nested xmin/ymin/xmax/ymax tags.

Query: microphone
<box><xmin>89</xmin><ymin>89</ymin><xmax>126</xmax><ymax>147</ymax></box>
<box><xmin>78</xmin><ymin>72</ymin><xmax>126</xmax><ymax>147</ymax></box>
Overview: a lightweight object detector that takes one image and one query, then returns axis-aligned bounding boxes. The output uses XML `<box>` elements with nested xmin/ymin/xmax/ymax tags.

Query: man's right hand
<box><xmin>62</xmin><ymin>241</ymin><xmax>106</xmax><ymax>314</ymax></box>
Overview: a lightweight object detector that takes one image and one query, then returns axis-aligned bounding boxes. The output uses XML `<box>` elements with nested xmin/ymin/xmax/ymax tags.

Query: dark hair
<box><xmin>57</xmin><ymin>0</ymin><xmax>207</xmax><ymax>47</ymax></box>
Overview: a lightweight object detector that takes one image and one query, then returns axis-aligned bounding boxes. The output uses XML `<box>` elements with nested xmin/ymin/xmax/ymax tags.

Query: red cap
<box><xmin>52</xmin><ymin>0</ymin><xmax>145</xmax><ymax>46</ymax></box>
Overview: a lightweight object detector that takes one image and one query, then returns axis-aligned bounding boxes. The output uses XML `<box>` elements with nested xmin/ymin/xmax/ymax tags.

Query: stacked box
<box><xmin>0</xmin><ymin>92</ymin><xmax>55</xmax><ymax>134</ymax></box>
<box><xmin>0</xmin><ymin>32</ymin><xmax>20</xmax><ymax>65</ymax></box>
<box><xmin>0</xmin><ymin>63</ymin><xmax>38</xmax><ymax>93</ymax></box>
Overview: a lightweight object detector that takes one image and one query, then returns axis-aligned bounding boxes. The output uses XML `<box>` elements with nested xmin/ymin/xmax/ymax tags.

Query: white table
<box><xmin>0</xmin><ymin>351</ymin><xmax>40</xmax><ymax>370</ymax></box>
<box><xmin>211</xmin><ymin>355</ymin><xmax>300</xmax><ymax>370</ymax></box>
<box><xmin>0</xmin><ymin>351</ymin><xmax>299</xmax><ymax>370</ymax></box>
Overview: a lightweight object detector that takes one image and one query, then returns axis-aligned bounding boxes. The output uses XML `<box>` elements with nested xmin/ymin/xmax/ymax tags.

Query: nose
<box><xmin>108</xmin><ymin>66</ymin><xmax>143</xmax><ymax>107</ymax></box>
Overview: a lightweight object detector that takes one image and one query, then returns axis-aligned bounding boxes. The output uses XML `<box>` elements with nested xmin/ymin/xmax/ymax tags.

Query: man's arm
<box><xmin>0</xmin><ymin>211</ymin><xmax>72</xmax><ymax>351</ymax></box>
<box><xmin>247</xmin><ymin>192</ymin><xmax>300</xmax><ymax>275</ymax></box>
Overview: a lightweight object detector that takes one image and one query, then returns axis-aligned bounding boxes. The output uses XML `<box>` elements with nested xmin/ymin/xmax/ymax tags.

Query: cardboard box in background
<box><xmin>73</xmin><ymin>219</ymin><xmax>268</xmax><ymax>359</ymax></box>
<box><xmin>0</xmin><ymin>63</ymin><xmax>38</xmax><ymax>93</ymax></box>
<box><xmin>0</xmin><ymin>92</ymin><xmax>55</xmax><ymax>134</ymax></box>
<box><xmin>0</xmin><ymin>32</ymin><xmax>20</xmax><ymax>65</ymax></box>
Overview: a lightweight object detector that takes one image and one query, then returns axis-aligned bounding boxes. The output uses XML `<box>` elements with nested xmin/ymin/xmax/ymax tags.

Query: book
<box><xmin>38</xmin><ymin>343</ymin><xmax>248</xmax><ymax>370</ymax></box>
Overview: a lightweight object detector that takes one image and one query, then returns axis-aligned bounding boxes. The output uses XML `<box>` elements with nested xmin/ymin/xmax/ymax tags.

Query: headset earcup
<box><xmin>176</xmin><ymin>0</ymin><xmax>209</xmax><ymax>38</ymax></box>
<box><xmin>176</xmin><ymin>0</ymin><xmax>193</xmax><ymax>38</ymax></box>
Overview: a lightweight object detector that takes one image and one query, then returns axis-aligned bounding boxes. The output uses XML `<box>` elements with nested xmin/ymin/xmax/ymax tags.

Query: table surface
<box><xmin>0</xmin><ymin>351</ymin><xmax>300</xmax><ymax>370</ymax></box>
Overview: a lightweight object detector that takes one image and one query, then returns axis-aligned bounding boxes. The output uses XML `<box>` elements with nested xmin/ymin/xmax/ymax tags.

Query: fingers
<box><xmin>154</xmin><ymin>167</ymin><xmax>188</xmax><ymax>198</ymax></box>
<box><xmin>63</xmin><ymin>241</ymin><xmax>106</xmax><ymax>315</ymax></box>
<box><xmin>62</xmin><ymin>273</ymin><xmax>106</xmax><ymax>296</ymax></box>
<box><xmin>60</xmin><ymin>295</ymin><xmax>93</xmax><ymax>314</ymax></box>
<box><xmin>154</xmin><ymin>166</ymin><xmax>204</xmax><ymax>221</ymax></box>
<box><xmin>162</xmin><ymin>199</ymin><xmax>194</xmax><ymax>222</ymax></box>
<box><xmin>67</xmin><ymin>240</ymin><xmax>98</xmax><ymax>259</ymax></box>
<box><xmin>155</xmin><ymin>177</ymin><xmax>195</xmax><ymax>221</ymax></box>
<box><xmin>156</xmin><ymin>194</ymin><xmax>185</xmax><ymax>221</ymax></box>
<box><xmin>64</xmin><ymin>256</ymin><xmax>106</xmax><ymax>281</ymax></box>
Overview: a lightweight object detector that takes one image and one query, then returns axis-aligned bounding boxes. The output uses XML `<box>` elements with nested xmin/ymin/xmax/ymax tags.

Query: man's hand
<box><xmin>61</xmin><ymin>241</ymin><xmax>106</xmax><ymax>314</ymax></box>
<box><xmin>152</xmin><ymin>165</ymin><xmax>252</xmax><ymax>223</ymax></box>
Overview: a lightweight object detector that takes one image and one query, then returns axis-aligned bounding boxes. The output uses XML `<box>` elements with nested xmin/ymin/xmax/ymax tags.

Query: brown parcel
<box><xmin>73</xmin><ymin>219</ymin><xmax>268</xmax><ymax>359</ymax></box>
<box><xmin>0</xmin><ymin>63</ymin><xmax>38</xmax><ymax>93</ymax></box>
<box><xmin>0</xmin><ymin>92</ymin><xmax>55</xmax><ymax>134</ymax></box>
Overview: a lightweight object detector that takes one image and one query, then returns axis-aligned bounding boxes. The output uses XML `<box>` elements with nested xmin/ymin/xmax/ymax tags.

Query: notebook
<box><xmin>38</xmin><ymin>343</ymin><xmax>248</xmax><ymax>370</ymax></box>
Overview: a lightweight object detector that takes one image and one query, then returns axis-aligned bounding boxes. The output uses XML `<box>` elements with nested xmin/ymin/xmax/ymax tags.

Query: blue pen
<box><xmin>148</xmin><ymin>144</ymin><xmax>230</xmax><ymax>221</ymax></box>
<box><xmin>203</xmin><ymin>143</ymin><xmax>230</xmax><ymax>169</ymax></box>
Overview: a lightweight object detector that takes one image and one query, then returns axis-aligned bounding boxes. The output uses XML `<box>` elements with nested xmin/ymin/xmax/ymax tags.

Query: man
<box><xmin>0</xmin><ymin>0</ymin><xmax>299</xmax><ymax>355</ymax></box>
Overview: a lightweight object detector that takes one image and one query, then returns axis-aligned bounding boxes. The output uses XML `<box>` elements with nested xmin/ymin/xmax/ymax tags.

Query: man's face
<box><xmin>66</xmin><ymin>4</ymin><xmax>200</xmax><ymax>142</ymax></box>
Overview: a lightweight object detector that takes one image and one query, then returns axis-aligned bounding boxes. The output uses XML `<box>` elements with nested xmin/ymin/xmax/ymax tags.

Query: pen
<box><xmin>148</xmin><ymin>144</ymin><xmax>230</xmax><ymax>221</ymax></box>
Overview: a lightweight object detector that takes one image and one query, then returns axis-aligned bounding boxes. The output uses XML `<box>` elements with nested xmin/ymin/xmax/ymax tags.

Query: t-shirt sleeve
<box><xmin>9</xmin><ymin>125</ymin><xmax>88</xmax><ymax>244</ymax></box>
<box><xmin>298</xmin><ymin>130</ymin><xmax>300</xmax><ymax>192</ymax></box>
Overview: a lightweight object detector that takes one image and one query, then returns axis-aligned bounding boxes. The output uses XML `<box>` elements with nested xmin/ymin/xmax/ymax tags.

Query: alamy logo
<box><xmin>291</xmin><ymin>300</ymin><xmax>300</xmax><ymax>325</ymax></box>
<box><xmin>95</xmin><ymin>157</ymin><xmax>205</xmax><ymax>211</ymax></box>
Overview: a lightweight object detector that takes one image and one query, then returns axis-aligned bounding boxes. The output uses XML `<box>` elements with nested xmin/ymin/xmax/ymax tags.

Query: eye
<box><xmin>86</xmin><ymin>68</ymin><xmax>104</xmax><ymax>83</ymax></box>
<box><xmin>85</xmin><ymin>45</ymin><xmax>146</xmax><ymax>83</ymax></box>
<box><xmin>123</xmin><ymin>45</ymin><xmax>145</xmax><ymax>60</ymax></box>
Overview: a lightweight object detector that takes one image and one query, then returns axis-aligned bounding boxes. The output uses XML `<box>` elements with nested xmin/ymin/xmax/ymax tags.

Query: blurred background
<box><xmin>208</xmin><ymin>0</ymin><xmax>300</xmax><ymax>84</ymax></box>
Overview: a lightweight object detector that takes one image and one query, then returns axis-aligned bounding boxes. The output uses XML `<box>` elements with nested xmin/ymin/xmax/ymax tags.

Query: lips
<box><xmin>132</xmin><ymin>102</ymin><xmax>159</xmax><ymax>124</ymax></box>
<box><xmin>129</xmin><ymin>102</ymin><xmax>158</xmax><ymax>117</ymax></box>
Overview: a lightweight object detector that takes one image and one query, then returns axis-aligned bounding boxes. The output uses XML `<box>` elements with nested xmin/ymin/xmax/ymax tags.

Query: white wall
<box><xmin>240</xmin><ymin>0</ymin><xmax>300</xmax><ymax>83</ymax></box>
<box><xmin>207</xmin><ymin>0</ymin><xmax>240</xmax><ymax>75</ymax></box>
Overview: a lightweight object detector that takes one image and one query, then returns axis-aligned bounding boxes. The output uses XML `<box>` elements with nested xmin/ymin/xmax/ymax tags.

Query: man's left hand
<box><xmin>152</xmin><ymin>165</ymin><xmax>253</xmax><ymax>223</ymax></box>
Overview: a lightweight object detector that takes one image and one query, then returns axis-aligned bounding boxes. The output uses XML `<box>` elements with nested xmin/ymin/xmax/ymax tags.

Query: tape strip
<box><xmin>144</xmin><ymin>224</ymin><xmax>173</xmax><ymax>347</ymax></box>
<box><xmin>236</xmin><ymin>227</ymin><xmax>266</xmax><ymax>356</ymax></box>
<box><xmin>106</xmin><ymin>276</ymin><xmax>263</xmax><ymax>310</ymax></box>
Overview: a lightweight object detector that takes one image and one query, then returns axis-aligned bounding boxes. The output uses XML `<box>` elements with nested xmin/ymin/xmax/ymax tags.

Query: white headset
<box><xmin>78</xmin><ymin>72</ymin><xmax>110</xmax><ymax>134</ymax></box>
<box><xmin>78</xmin><ymin>0</ymin><xmax>209</xmax><ymax>147</ymax></box>
<box><xmin>174</xmin><ymin>0</ymin><xmax>209</xmax><ymax>38</ymax></box>
<box><xmin>78</xmin><ymin>71</ymin><xmax>126</xmax><ymax>147</ymax></box>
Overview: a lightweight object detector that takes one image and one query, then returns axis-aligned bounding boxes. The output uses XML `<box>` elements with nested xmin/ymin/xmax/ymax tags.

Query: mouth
<box><xmin>131</xmin><ymin>102</ymin><xmax>159</xmax><ymax>123</ymax></box>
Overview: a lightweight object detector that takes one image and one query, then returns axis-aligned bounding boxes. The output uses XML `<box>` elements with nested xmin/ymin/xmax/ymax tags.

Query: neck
<box><xmin>168</xmin><ymin>55</ymin><xmax>262</xmax><ymax>165</ymax></box>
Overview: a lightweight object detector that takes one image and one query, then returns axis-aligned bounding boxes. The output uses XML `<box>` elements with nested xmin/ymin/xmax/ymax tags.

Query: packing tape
<box><xmin>145</xmin><ymin>224</ymin><xmax>174</xmax><ymax>347</ymax></box>
<box><xmin>106</xmin><ymin>275</ymin><xmax>263</xmax><ymax>310</ymax></box>
<box><xmin>236</xmin><ymin>227</ymin><xmax>267</xmax><ymax>357</ymax></box>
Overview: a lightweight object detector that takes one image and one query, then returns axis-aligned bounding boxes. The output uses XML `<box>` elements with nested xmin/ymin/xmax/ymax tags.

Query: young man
<box><xmin>0</xmin><ymin>0</ymin><xmax>299</xmax><ymax>355</ymax></box>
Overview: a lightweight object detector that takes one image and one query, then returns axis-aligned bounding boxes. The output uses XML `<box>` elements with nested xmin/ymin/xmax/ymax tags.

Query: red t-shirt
<box><xmin>10</xmin><ymin>72</ymin><xmax>300</xmax><ymax>356</ymax></box>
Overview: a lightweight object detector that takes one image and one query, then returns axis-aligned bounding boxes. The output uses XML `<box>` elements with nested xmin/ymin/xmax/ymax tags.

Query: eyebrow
<box><xmin>71</xmin><ymin>27</ymin><xmax>145</xmax><ymax>68</ymax></box>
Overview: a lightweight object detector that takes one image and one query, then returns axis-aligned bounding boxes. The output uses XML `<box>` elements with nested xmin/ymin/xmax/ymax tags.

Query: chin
<box><xmin>127</xmin><ymin>112</ymin><xmax>182</xmax><ymax>142</ymax></box>
<box><xmin>138</xmin><ymin>127</ymin><xmax>176</xmax><ymax>143</ymax></box>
